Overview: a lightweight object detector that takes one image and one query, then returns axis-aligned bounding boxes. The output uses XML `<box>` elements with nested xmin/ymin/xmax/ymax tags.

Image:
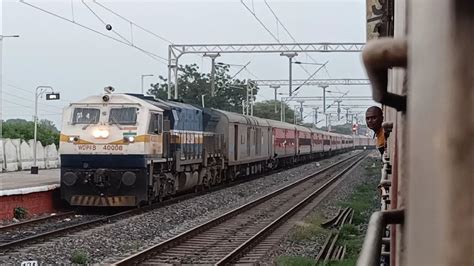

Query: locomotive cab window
<box><xmin>148</xmin><ymin>113</ymin><xmax>163</xmax><ymax>134</ymax></box>
<box><xmin>72</xmin><ymin>107</ymin><xmax>100</xmax><ymax>124</ymax></box>
<box><xmin>109</xmin><ymin>107</ymin><xmax>137</xmax><ymax>125</ymax></box>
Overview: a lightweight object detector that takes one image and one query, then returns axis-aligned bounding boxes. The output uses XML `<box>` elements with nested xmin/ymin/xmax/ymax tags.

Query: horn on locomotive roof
<box><xmin>104</xmin><ymin>86</ymin><xmax>115</xmax><ymax>94</ymax></box>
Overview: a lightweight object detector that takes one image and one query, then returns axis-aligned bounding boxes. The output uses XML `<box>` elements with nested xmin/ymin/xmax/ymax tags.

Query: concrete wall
<box><xmin>0</xmin><ymin>139</ymin><xmax>60</xmax><ymax>172</ymax></box>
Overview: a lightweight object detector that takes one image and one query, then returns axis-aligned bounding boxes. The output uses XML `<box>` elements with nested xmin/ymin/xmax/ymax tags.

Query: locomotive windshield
<box><xmin>72</xmin><ymin>107</ymin><xmax>100</xmax><ymax>124</ymax></box>
<box><xmin>109</xmin><ymin>107</ymin><xmax>137</xmax><ymax>125</ymax></box>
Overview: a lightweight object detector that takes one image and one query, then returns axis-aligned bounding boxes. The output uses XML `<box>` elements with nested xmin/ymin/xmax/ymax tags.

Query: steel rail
<box><xmin>0</xmin><ymin>211</ymin><xmax>75</xmax><ymax>231</ymax></box>
<box><xmin>217</xmin><ymin>153</ymin><xmax>367</xmax><ymax>265</ymax></box>
<box><xmin>113</xmin><ymin>152</ymin><xmax>365</xmax><ymax>265</ymax></box>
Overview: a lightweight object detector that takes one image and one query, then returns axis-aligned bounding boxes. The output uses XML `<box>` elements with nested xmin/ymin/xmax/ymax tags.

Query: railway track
<box><xmin>0</xmin><ymin>151</ymin><xmax>359</xmax><ymax>254</ymax></box>
<box><xmin>113</xmin><ymin>151</ymin><xmax>367</xmax><ymax>265</ymax></box>
<box><xmin>0</xmin><ymin>212</ymin><xmax>77</xmax><ymax>247</ymax></box>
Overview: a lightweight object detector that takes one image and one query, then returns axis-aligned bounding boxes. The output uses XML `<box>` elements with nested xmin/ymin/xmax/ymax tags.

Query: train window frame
<box><xmin>71</xmin><ymin>107</ymin><xmax>101</xmax><ymax>125</ymax></box>
<box><xmin>109</xmin><ymin>107</ymin><xmax>138</xmax><ymax>125</ymax></box>
<box><xmin>148</xmin><ymin>113</ymin><xmax>163</xmax><ymax>135</ymax></box>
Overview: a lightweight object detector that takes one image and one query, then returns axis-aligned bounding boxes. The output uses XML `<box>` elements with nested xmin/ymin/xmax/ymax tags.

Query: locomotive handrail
<box><xmin>362</xmin><ymin>38</ymin><xmax>407</xmax><ymax>111</ymax></box>
<box><xmin>357</xmin><ymin>209</ymin><xmax>405</xmax><ymax>266</ymax></box>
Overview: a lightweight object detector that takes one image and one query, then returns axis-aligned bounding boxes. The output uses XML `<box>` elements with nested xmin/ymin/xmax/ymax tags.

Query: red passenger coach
<box><xmin>311</xmin><ymin>130</ymin><xmax>324</xmax><ymax>154</ymax></box>
<box><xmin>268</xmin><ymin>120</ymin><xmax>296</xmax><ymax>160</ymax></box>
<box><xmin>296</xmin><ymin>126</ymin><xmax>312</xmax><ymax>156</ymax></box>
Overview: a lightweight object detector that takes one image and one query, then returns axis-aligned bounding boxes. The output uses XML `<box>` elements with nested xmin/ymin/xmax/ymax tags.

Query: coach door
<box><xmin>234</xmin><ymin>125</ymin><xmax>238</xmax><ymax>161</ymax></box>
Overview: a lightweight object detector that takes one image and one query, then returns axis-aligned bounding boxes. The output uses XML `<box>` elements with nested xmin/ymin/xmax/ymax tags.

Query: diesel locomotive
<box><xmin>59</xmin><ymin>89</ymin><xmax>374</xmax><ymax>207</ymax></box>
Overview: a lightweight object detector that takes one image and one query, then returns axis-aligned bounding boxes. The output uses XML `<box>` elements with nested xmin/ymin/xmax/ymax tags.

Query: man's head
<box><xmin>366</xmin><ymin>106</ymin><xmax>383</xmax><ymax>131</ymax></box>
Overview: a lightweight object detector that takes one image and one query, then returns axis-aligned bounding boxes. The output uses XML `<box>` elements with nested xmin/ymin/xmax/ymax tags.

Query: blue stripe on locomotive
<box><xmin>61</xmin><ymin>154</ymin><xmax>147</xmax><ymax>169</ymax></box>
<box><xmin>125</xmin><ymin>95</ymin><xmax>205</xmax><ymax>159</ymax></box>
<box><xmin>163</xmin><ymin>101</ymin><xmax>203</xmax><ymax>158</ymax></box>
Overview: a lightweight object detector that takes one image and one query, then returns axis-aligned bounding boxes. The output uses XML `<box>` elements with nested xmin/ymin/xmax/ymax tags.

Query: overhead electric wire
<box><xmin>263</xmin><ymin>0</ymin><xmax>343</xmax><ymax>93</ymax></box>
<box><xmin>81</xmin><ymin>0</ymin><xmax>132</xmax><ymax>45</ymax></box>
<box><xmin>228</xmin><ymin>61</ymin><xmax>251</xmax><ymax>80</ymax></box>
<box><xmin>3</xmin><ymin>91</ymin><xmax>63</xmax><ymax>110</ymax></box>
<box><xmin>92</xmin><ymin>0</ymin><xmax>208</xmax><ymax>66</ymax></box>
<box><xmin>93</xmin><ymin>0</ymin><xmax>173</xmax><ymax>44</ymax></box>
<box><xmin>264</xmin><ymin>0</ymin><xmax>340</xmax><ymax>94</ymax></box>
<box><xmin>241</xmin><ymin>0</ymin><xmax>316</xmax><ymax>82</ymax></box>
<box><xmin>4</xmin><ymin>82</ymin><xmax>75</xmax><ymax>102</ymax></box>
<box><xmin>289</xmin><ymin>61</ymin><xmax>328</xmax><ymax>98</ymax></box>
<box><xmin>2</xmin><ymin>95</ymin><xmax>65</xmax><ymax>114</ymax></box>
<box><xmin>261</xmin><ymin>0</ymin><xmax>361</xmax><ymax>125</ymax></box>
<box><xmin>241</xmin><ymin>0</ymin><xmax>280</xmax><ymax>42</ymax></box>
<box><xmin>263</xmin><ymin>0</ymin><xmax>297</xmax><ymax>42</ymax></box>
<box><xmin>244</xmin><ymin>68</ymin><xmax>260</xmax><ymax>80</ymax></box>
<box><xmin>20</xmin><ymin>0</ymin><xmax>168</xmax><ymax>64</ymax></box>
<box><xmin>2</xmin><ymin>98</ymin><xmax>62</xmax><ymax>114</ymax></box>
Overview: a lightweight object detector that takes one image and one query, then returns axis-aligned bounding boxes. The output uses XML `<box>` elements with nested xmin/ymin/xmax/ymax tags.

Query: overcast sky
<box><xmin>1</xmin><ymin>0</ymin><xmax>375</xmax><ymax>128</ymax></box>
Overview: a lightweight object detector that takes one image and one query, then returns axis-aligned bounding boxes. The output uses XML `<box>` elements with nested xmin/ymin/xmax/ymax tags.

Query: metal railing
<box><xmin>357</xmin><ymin>209</ymin><xmax>405</xmax><ymax>266</ymax></box>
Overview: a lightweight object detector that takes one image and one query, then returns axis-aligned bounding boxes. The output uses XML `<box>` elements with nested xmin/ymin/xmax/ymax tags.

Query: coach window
<box><xmin>109</xmin><ymin>107</ymin><xmax>137</xmax><ymax>125</ymax></box>
<box><xmin>148</xmin><ymin>113</ymin><xmax>163</xmax><ymax>134</ymax></box>
<box><xmin>72</xmin><ymin>108</ymin><xmax>100</xmax><ymax>124</ymax></box>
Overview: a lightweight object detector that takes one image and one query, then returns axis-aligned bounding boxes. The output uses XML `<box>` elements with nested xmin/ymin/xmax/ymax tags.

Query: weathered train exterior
<box><xmin>59</xmin><ymin>92</ymin><xmax>374</xmax><ymax>207</ymax></box>
<box><xmin>358</xmin><ymin>1</ymin><xmax>473</xmax><ymax>266</ymax></box>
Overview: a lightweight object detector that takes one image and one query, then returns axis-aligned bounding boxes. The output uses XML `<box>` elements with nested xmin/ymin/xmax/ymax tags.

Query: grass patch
<box><xmin>70</xmin><ymin>249</ymin><xmax>89</xmax><ymax>264</ymax></box>
<box><xmin>277</xmin><ymin>256</ymin><xmax>317</xmax><ymax>266</ymax></box>
<box><xmin>277</xmin><ymin>159</ymin><xmax>380</xmax><ymax>265</ymax></box>
<box><xmin>337</xmin><ymin>224</ymin><xmax>364</xmax><ymax>259</ymax></box>
<box><xmin>334</xmin><ymin>172</ymin><xmax>379</xmax><ymax>264</ymax></box>
<box><xmin>327</xmin><ymin>258</ymin><xmax>357</xmax><ymax>265</ymax></box>
<box><xmin>291</xmin><ymin>213</ymin><xmax>328</xmax><ymax>241</ymax></box>
<box><xmin>338</xmin><ymin>183</ymin><xmax>376</xmax><ymax>225</ymax></box>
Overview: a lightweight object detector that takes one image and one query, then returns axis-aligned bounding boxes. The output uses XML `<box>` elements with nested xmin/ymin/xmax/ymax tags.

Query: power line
<box><xmin>4</xmin><ymin>82</ymin><xmax>75</xmax><ymax>103</ymax></box>
<box><xmin>241</xmin><ymin>0</ymin><xmax>281</xmax><ymax>43</ymax></box>
<box><xmin>263</xmin><ymin>0</ymin><xmax>344</xmax><ymax>94</ymax></box>
<box><xmin>263</xmin><ymin>0</ymin><xmax>297</xmax><ymax>42</ymax></box>
<box><xmin>20</xmin><ymin>0</ymin><xmax>168</xmax><ymax>64</ymax></box>
<box><xmin>3</xmin><ymin>91</ymin><xmax>63</xmax><ymax>110</ymax></box>
<box><xmin>240</xmin><ymin>0</ymin><xmax>312</xmax><ymax>77</ymax></box>
<box><xmin>92</xmin><ymin>1</ymin><xmax>208</xmax><ymax>64</ymax></box>
<box><xmin>81</xmin><ymin>0</ymin><xmax>132</xmax><ymax>45</ymax></box>
<box><xmin>244</xmin><ymin>68</ymin><xmax>260</xmax><ymax>80</ymax></box>
<box><xmin>2</xmin><ymin>97</ymin><xmax>64</xmax><ymax>114</ymax></box>
<box><xmin>93</xmin><ymin>0</ymin><xmax>174</xmax><ymax>44</ymax></box>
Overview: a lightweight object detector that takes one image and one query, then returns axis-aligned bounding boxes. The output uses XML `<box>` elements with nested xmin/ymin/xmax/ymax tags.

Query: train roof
<box><xmin>70</xmin><ymin>93</ymin><xmax>165</xmax><ymax>112</ymax></box>
<box><xmin>295</xmin><ymin>124</ymin><xmax>312</xmax><ymax>133</ymax></box>
<box><xmin>266</xmin><ymin>119</ymin><xmax>296</xmax><ymax>130</ymax></box>
<box><xmin>126</xmin><ymin>94</ymin><xmax>202</xmax><ymax>112</ymax></box>
<box><xmin>210</xmin><ymin>109</ymin><xmax>270</xmax><ymax>126</ymax></box>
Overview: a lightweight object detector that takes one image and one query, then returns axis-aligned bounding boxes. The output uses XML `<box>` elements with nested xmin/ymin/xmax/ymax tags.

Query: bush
<box><xmin>70</xmin><ymin>250</ymin><xmax>88</xmax><ymax>264</ymax></box>
<box><xmin>13</xmin><ymin>207</ymin><xmax>28</xmax><ymax>219</ymax></box>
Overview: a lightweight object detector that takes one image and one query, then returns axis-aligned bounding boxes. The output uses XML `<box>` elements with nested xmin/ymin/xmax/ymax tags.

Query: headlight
<box><xmin>123</xmin><ymin>136</ymin><xmax>135</xmax><ymax>143</ymax></box>
<box><xmin>68</xmin><ymin>136</ymin><xmax>79</xmax><ymax>143</ymax></box>
<box><xmin>93</xmin><ymin>129</ymin><xmax>109</xmax><ymax>138</ymax></box>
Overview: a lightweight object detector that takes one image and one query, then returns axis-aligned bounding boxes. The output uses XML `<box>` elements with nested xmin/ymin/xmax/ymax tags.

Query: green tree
<box><xmin>2</xmin><ymin>119</ymin><xmax>59</xmax><ymax>146</ymax></box>
<box><xmin>148</xmin><ymin>64</ymin><xmax>258</xmax><ymax>113</ymax></box>
<box><xmin>252</xmin><ymin>100</ymin><xmax>297</xmax><ymax>123</ymax></box>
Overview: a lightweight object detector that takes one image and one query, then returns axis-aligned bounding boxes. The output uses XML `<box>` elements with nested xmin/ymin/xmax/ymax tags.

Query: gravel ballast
<box><xmin>267</xmin><ymin>151</ymin><xmax>381</xmax><ymax>262</ymax></box>
<box><xmin>0</xmin><ymin>151</ymin><xmax>360</xmax><ymax>264</ymax></box>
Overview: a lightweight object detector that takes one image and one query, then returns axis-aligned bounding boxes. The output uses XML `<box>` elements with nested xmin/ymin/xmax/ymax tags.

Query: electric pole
<box><xmin>319</xmin><ymin>85</ymin><xmax>329</xmax><ymax>114</ymax></box>
<box><xmin>344</xmin><ymin>107</ymin><xmax>351</xmax><ymax>124</ymax></box>
<box><xmin>336</xmin><ymin>99</ymin><xmax>342</xmax><ymax>120</ymax></box>
<box><xmin>280</xmin><ymin>52</ymin><xmax>298</xmax><ymax>96</ymax></box>
<box><xmin>297</xmin><ymin>100</ymin><xmax>304</xmax><ymax>123</ymax></box>
<box><xmin>204</xmin><ymin>53</ymin><xmax>220</xmax><ymax>97</ymax></box>
<box><xmin>270</xmin><ymin>84</ymin><xmax>280</xmax><ymax>113</ymax></box>
<box><xmin>313</xmin><ymin>107</ymin><xmax>319</xmax><ymax>127</ymax></box>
